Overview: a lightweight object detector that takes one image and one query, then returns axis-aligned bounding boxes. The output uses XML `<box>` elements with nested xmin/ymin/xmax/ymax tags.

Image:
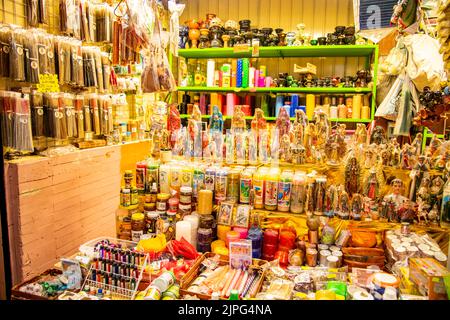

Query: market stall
<box><xmin>1</xmin><ymin>0</ymin><xmax>450</xmax><ymax>301</ymax></box>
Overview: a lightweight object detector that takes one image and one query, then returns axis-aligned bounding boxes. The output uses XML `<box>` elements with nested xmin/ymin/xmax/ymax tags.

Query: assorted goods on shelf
<box><xmin>180</xmin><ymin>16</ymin><xmax>367</xmax><ymax>49</ymax></box>
<box><xmin>178</xmin><ymin>91</ymin><xmax>372</xmax><ymax>120</ymax></box>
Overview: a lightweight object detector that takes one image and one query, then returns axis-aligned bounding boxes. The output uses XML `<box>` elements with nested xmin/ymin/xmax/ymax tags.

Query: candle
<box><xmin>233</xmin><ymin>227</ymin><xmax>249</xmax><ymax>239</ymax></box>
<box><xmin>306</xmin><ymin>94</ymin><xmax>315</xmax><ymax>120</ymax></box>
<box><xmin>361</xmin><ymin>106</ymin><xmax>370</xmax><ymax>119</ymax></box>
<box><xmin>275</xmin><ymin>95</ymin><xmax>284</xmax><ymax>117</ymax></box>
<box><xmin>210</xmin><ymin>93</ymin><xmax>218</xmax><ymax>115</ymax></box>
<box><xmin>247</xmin><ymin>226</ymin><xmax>263</xmax><ymax>258</ymax></box>
<box><xmin>176</xmin><ymin>221</ymin><xmax>193</xmax><ymax>244</ymax></box>
<box><xmin>242</xmin><ymin>59</ymin><xmax>250</xmax><ymax>88</ymax></box>
<box><xmin>330</xmin><ymin>106</ymin><xmax>338</xmax><ymax>119</ymax></box>
<box><xmin>198</xmin><ymin>190</ymin><xmax>213</xmax><ymax>215</ymax></box>
<box><xmin>211</xmin><ymin>240</ymin><xmax>226</xmax><ymax>252</ymax></box>
<box><xmin>207</xmin><ymin>59</ymin><xmax>215</xmax><ymax>87</ymax></box>
<box><xmin>352</xmin><ymin>94</ymin><xmax>362</xmax><ymax>119</ymax></box>
<box><xmin>338</xmin><ymin>104</ymin><xmax>347</xmax><ymax>119</ymax></box>
<box><xmin>322</xmin><ymin>104</ymin><xmax>330</xmax><ymax>117</ymax></box>
<box><xmin>217</xmin><ymin>225</ymin><xmax>232</xmax><ymax>241</ymax></box>
<box><xmin>279</xmin><ymin>229</ymin><xmax>296</xmax><ymax>252</ymax></box>
<box><xmin>346</xmin><ymin>97</ymin><xmax>353</xmax><ymax>118</ymax></box>
<box><xmin>260</xmin><ymin>66</ymin><xmax>267</xmax><ymax>77</ymax></box>
<box><xmin>226</xmin><ymin>93</ymin><xmax>235</xmax><ymax>116</ymax></box>
<box><xmin>159</xmin><ymin>164</ymin><xmax>171</xmax><ymax>194</ymax></box>
<box><xmin>254</xmin><ymin>70</ymin><xmax>260</xmax><ymax>87</ymax></box>
<box><xmin>236</xmin><ymin>59</ymin><xmax>243</xmax><ymax>88</ymax></box>
<box><xmin>184</xmin><ymin>215</ymin><xmax>199</xmax><ymax>248</ymax></box>
<box><xmin>226</xmin><ymin>231</ymin><xmax>240</xmax><ymax>248</ymax></box>
<box><xmin>265</xmin><ymin>76</ymin><xmax>272</xmax><ymax>87</ymax></box>
<box><xmin>231</xmin><ymin>59</ymin><xmax>237</xmax><ymax>87</ymax></box>
<box><xmin>249</xmin><ymin>67</ymin><xmax>255</xmax><ymax>87</ymax></box>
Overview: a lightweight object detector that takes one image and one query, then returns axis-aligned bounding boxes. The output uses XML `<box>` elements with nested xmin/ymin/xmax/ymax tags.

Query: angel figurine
<box><xmin>345</xmin><ymin>154</ymin><xmax>361</xmax><ymax>197</ymax></box>
<box><xmin>209</xmin><ymin>105</ymin><xmax>224</xmax><ymax>134</ymax></box>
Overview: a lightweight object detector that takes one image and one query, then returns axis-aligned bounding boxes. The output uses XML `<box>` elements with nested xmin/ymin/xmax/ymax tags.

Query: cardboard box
<box><xmin>409</xmin><ymin>258</ymin><xmax>449</xmax><ymax>300</ymax></box>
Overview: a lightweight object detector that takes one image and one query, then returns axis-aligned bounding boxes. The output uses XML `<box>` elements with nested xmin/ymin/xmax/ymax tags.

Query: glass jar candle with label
<box><xmin>227</xmin><ymin>169</ymin><xmax>240</xmax><ymax>202</ymax></box>
<box><xmin>157</xmin><ymin>193</ymin><xmax>170</xmax><ymax>212</ymax></box>
<box><xmin>215</xmin><ymin>168</ymin><xmax>228</xmax><ymax>202</ymax></box>
<box><xmin>146</xmin><ymin>163</ymin><xmax>159</xmax><ymax>192</ymax></box>
<box><xmin>278</xmin><ymin>170</ymin><xmax>293</xmax><ymax>212</ymax></box>
<box><xmin>124</xmin><ymin>170</ymin><xmax>133</xmax><ymax>189</ymax></box>
<box><xmin>205</xmin><ymin>167</ymin><xmax>216</xmax><ymax>191</ymax></box>
<box><xmin>262</xmin><ymin>229</ymin><xmax>279</xmax><ymax>261</ymax></box>
<box><xmin>291</xmin><ymin>172</ymin><xmax>306</xmax><ymax>214</ymax></box>
<box><xmin>253</xmin><ymin>167</ymin><xmax>268</xmax><ymax>209</ymax></box>
<box><xmin>240</xmin><ymin>169</ymin><xmax>253</xmax><ymax>204</ymax></box>
<box><xmin>265</xmin><ymin>168</ymin><xmax>280</xmax><ymax>211</ymax></box>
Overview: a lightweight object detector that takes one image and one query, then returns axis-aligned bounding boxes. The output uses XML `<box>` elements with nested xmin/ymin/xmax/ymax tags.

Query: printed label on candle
<box><xmin>215</xmin><ymin>176</ymin><xmax>227</xmax><ymax>200</ymax></box>
<box><xmin>240</xmin><ymin>178</ymin><xmax>252</xmax><ymax>204</ymax></box>
<box><xmin>131</xmin><ymin>231</ymin><xmax>143</xmax><ymax>242</ymax></box>
<box><xmin>253</xmin><ymin>180</ymin><xmax>264</xmax><ymax>206</ymax></box>
<box><xmin>205</xmin><ymin>173</ymin><xmax>215</xmax><ymax>191</ymax></box>
<box><xmin>278</xmin><ymin>182</ymin><xmax>292</xmax><ymax>209</ymax></box>
<box><xmin>265</xmin><ymin>181</ymin><xmax>278</xmax><ymax>206</ymax></box>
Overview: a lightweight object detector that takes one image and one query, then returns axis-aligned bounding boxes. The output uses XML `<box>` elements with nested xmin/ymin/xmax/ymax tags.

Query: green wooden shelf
<box><xmin>178</xmin><ymin>45</ymin><xmax>377</xmax><ymax>59</ymax></box>
<box><xmin>179</xmin><ymin>114</ymin><xmax>372</xmax><ymax>123</ymax></box>
<box><xmin>177</xmin><ymin>86</ymin><xmax>372</xmax><ymax>94</ymax></box>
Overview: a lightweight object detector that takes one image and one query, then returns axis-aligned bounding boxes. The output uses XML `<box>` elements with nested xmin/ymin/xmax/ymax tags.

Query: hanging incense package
<box><xmin>56</xmin><ymin>93</ymin><xmax>68</xmax><ymax>140</ymax></box>
<box><xmin>30</xmin><ymin>91</ymin><xmax>45</xmax><ymax>137</ymax></box>
<box><xmin>71</xmin><ymin>39</ymin><xmax>84</xmax><ymax>86</ymax></box>
<box><xmin>63</xmin><ymin>93</ymin><xmax>76</xmax><ymax>138</ymax></box>
<box><xmin>82</xmin><ymin>46</ymin><xmax>97</xmax><ymax>87</ymax></box>
<box><xmin>0</xmin><ymin>25</ymin><xmax>12</xmax><ymax>78</ymax></box>
<box><xmin>94</xmin><ymin>48</ymin><xmax>104</xmax><ymax>92</ymax></box>
<box><xmin>12</xmin><ymin>93</ymin><xmax>34</xmax><ymax>152</ymax></box>
<box><xmin>80</xmin><ymin>0</ymin><xmax>90</xmax><ymax>42</ymax></box>
<box><xmin>38</xmin><ymin>0</ymin><xmax>48</xmax><ymax>24</ymax></box>
<box><xmin>0</xmin><ymin>91</ymin><xmax>15</xmax><ymax>148</ymax></box>
<box><xmin>74</xmin><ymin>94</ymin><xmax>85</xmax><ymax>139</ymax></box>
<box><xmin>26</xmin><ymin>0</ymin><xmax>39</xmax><ymax>27</ymax></box>
<box><xmin>95</xmin><ymin>4</ymin><xmax>112</xmax><ymax>43</ymax></box>
<box><xmin>24</xmin><ymin>31</ymin><xmax>40</xmax><ymax>83</ymax></box>
<box><xmin>55</xmin><ymin>37</ymin><xmax>70</xmax><ymax>84</ymax></box>
<box><xmin>10</xmin><ymin>28</ymin><xmax>26</xmax><ymax>82</ymax></box>
<box><xmin>99</xmin><ymin>94</ymin><xmax>112</xmax><ymax>135</ymax></box>
<box><xmin>60</xmin><ymin>0</ymin><xmax>81</xmax><ymax>39</ymax></box>
<box><xmin>101</xmin><ymin>52</ymin><xmax>111</xmax><ymax>92</ymax></box>
<box><xmin>112</xmin><ymin>19</ymin><xmax>122</xmax><ymax>65</ymax></box>
<box><xmin>86</xmin><ymin>0</ymin><xmax>96</xmax><ymax>43</ymax></box>
<box><xmin>36</xmin><ymin>30</ymin><xmax>49</xmax><ymax>75</ymax></box>
<box><xmin>88</xmin><ymin>93</ymin><xmax>101</xmax><ymax>135</ymax></box>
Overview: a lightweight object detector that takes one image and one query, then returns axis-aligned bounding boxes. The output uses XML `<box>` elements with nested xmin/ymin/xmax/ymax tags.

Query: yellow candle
<box><xmin>352</xmin><ymin>95</ymin><xmax>362</xmax><ymax>119</ymax></box>
<box><xmin>361</xmin><ymin>106</ymin><xmax>370</xmax><ymax>119</ymax></box>
<box><xmin>217</xmin><ymin>225</ymin><xmax>232</xmax><ymax>241</ymax></box>
<box><xmin>338</xmin><ymin>104</ymin><xmax>347</xmax><ymax>118</ymax></box>
<box><xmin>321</xmin><ymin>104</ymin><xmax>330</xmax><ymax>117</ymax></box>
<box><xmin>306</xmin><ymin>94</ymin><xmax>315</xmax><ymax>120</ymax></box>
<box><xmin>215</xmin><ymin>246</ymin><xmax>229</xmax><ymax>256</ymax></box>
<box><xmin>198</xmin><ymin>189</ymin><xmax>213</xmax><ymax>215</ymax></box>
<box><xmin>211</xmin><ymin>240</ymin><xmax>226</xmax><ymax>252</ymax></box>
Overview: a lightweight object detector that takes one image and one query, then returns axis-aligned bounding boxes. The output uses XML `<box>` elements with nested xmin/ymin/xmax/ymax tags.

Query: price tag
<box><xmin>37</xmin><ymin>74</ymin><xmax>60</xmax><ymax>93</ymax></box>
<box><xmin>233</xmin><ymin>44</ymin><xmax>250</xmax><ymax>53</ymax></box>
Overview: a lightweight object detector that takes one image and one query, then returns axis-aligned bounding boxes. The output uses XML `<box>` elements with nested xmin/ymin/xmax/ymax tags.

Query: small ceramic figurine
<box><xmin>383</xmin><ymin>178</ymin><xmax>408</xmax><ymax>212</ymax></box>
<box><xmin>324</xmin><ymin>131</ymin><xmax>347</xmax><ymax>165</ymax></box>
<box><xmin>429</xmin><ymin>176</ymin><xmax>445</xmax><ymax>208</ymax></box>
<box><xmin>416</xmin><ymin>201</ymin><xmax>429</xmax><ymax>224</ymax></box>
<box><xmin>304</xmin><ymin>123</ymin><xmax>317</xmax><ymax>162</ymax></box>
<box><xmin>354</xmin><ymin>123</ymin><xmax>367</xmax><ymax>146</ymax></box>
<box><xmin>363</xmin><ymin>168</ymin><xmax>380</xmax><ymax>200</ymax></box>
<box><xmin>345</xmin><ymin>154</ymin><xmax>361</xmax><ymax>197</ymax></box>
<box><xmin>380</xmin><ymin>149</ymin><xmax>391</xmax><ymax>166</ymax></box>
<box><xmin>325</xmin><ymin>184</ymin><xmax>337</xmax><ymax>217</ymax></box>
<box><xmin>370</xmin><ymin>126</ymin><xmax>387</xmax><ymax>145</ymax></box>
<box><xmin>313</xmin><ymin>110</ymin><xmax>331</xmax><ymax>147</ymax></box>
<box><xmin>398</xmin><ymin>199</ymin><xmax>416</xmax><ymax>223</ymax></box>
<box><xmin>401</xmin><ymin>143</ymin><xmax>413</xmax><ymax>169</ymax></box>
<box><xmin>337</xmin><ymin>187</ymin><xmax>350</xmax><ymax>220</ymax></box>
<box><xmin>427</xmin><ymin>204</ymin><xmax>440</xmax><ymax>225</ymax></box>
<box><xmin>409</xmin><ymin>155</ymin><xmax>429</xmax><ymax>201</ymax></box>
<box><xmin>351</xmin><ymin>194</ymin><xmax>364</xmax><ymax>220</ymax></box>
<box><xmin>426</xmin><ymin>134</ymin><xmax>442</xmax><ymax>157</ymax></box>
<box><xmin>390</xmin><ymin>138</ymin><xmax>401</xmax><ymax>167</ymax></box>
<box><xmin>209</xmin><ymin>105</ymin><xmax>224</xmax><ymax>134</ymax></box>
<box><xmin>363</xmin><ymin>144</ymin><xmax>377</xmax><ymax>169</ymax></box>
<box><xmin>314</xmin><ymin>177</ymin><xmax>327</xmax><ymax>215</ymax></box>
<box><xmin>411</xmin><ymin>133</ymin><xmax>423</xmax><ymax>156</ymax></box>
<box><xmin>251</xmin><ymin>108</ymin><xmax>267</xmax><ymax>140</ymax></box>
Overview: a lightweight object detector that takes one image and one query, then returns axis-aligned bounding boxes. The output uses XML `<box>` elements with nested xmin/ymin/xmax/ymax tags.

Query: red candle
<box><xmin>279</xmin><ymin>230</ymin><xmax>296</xmax><ymax>252</ymax></box>
<box><xmin>274</xmin><ymin>250</ymin><xmax>289</xmax><ymax>267</ymax></box>
<box><xmin>262</xmin><ymin>229</ymin><xmax>279</xmax><ymax>261</ymax></box>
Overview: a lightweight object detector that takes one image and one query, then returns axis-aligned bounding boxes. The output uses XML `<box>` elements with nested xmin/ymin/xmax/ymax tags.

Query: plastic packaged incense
<box><xmin>10</xmin><ymin>28</ymin><xmax>26</xmax><ymax>82</ymax></box>
<box><xmin>112</xmin><ymin>19</ymin><xmax>122</xmax><ymax>65</ymax></box>
<box><xmin>74</xmin><ymin>95</ymin><xmax>85</xmax><ymax>139</ymax></box>
<box><xmin>71</xmin><ymin>40</ymin><xmax>84</xmax><ymax>86</ymax></box>
<box><xmin>64</xmin><ymin>94</ymin><xmax>76</xmax><ymax>138</ymax></box>
<box><xmin>86</xmin><ymin>0</ymin><xmax>96</xmax><ymax>42</ymax></box>
<box><xmin>38</xmin><ymin>0</ymin><xmax>48</xmax><ymax>24</ymax></box>
<box><xmin>26</xmin><ymin>0</ymin><xmax>39</xmax><ymax>27</ymax></box>
<box><xmin>56</xmin><ymin>93</ymin><xmax>68</xmax><ymax>140</ymax></box>
<box><xmin>80</xmin><ymin>0</ymin><xmax>89</xmax><ymax>42</ymax></box>
<box><xmin>101</xmin><ymin>53</ymin><xmax>111</xmax><ymax>92</ymax></box>
<box><xmin>94</xmin><ymin>49</ymin><xmax>104</xmax><ymax>92</ymax></box>
<box><xmin>45</xmin><ymin>34</ymin><xmax>55</xmax><ymax>75</ymax></box>
<box><xmin>89</xmin><ymin>94</ymin><xmax>101</xmax><ymax>135</ymax></box>
<box><xmin>83</xmin><ymin>95</ymin><xmax>92</xmax><ymax>132</ymax></box>
<box><xmin>30</xmin><ymin>91</ymin><xmax>45</xmax><ymax>138</ymax></box>
<box><xmin>0</xmin><ymin>25</ymin><xmax>12</xmax><ymax>78</ymax></box>
<box><xmin>82</xmin><ymin>46</ymin><xmax>97</xmax><ymax>88</ymax></box>
<box><xmin>95</xmin><ymin>4</ymin><xmax>113</xmax><ymax>43</ymax></box>
<box><xmin>12</xmin><ymin>93</ymin><xmax>34</xmax><ymax>152</ymax></box>
<box><xmin>36</xmin><ymin>31</ymin><xmax>49</xmax><ymax>75</ymax></box>
<box><xmin>60</xmin><ymin>0</ymin><xmax>81</xmax><ymax>39</ymax></box>
<box><xmin>24</xmin><ymin>32</ymin><xmax>40</xmax><ymax>83</ymax></box>
<box><xmin>1</xmin><ymin>91</ymin><xmax>15</xmax><ymax>148</ymax></box>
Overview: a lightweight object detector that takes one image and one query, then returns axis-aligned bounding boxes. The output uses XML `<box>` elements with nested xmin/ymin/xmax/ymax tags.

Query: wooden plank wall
<box><xmin>4</xmin><ymin>146</ymin><xmax>121</xmax><ymax>285</ymax></box>
<box><xmin>179</xmin><ymin>0</ymin><xmax>364</xmax><ymax>78</ymax></box>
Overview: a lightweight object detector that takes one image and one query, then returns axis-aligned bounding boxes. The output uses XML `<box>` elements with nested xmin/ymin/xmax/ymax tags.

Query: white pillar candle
<box><xmin>249</xmin><ymin>67</ymin><xmax>255</xmax><ymax>88</ymax></box>
<box><xmin>176</xmin><ymin>221</ymin><xmax>193</xmax><ymax>245</ymax></box>
<box><xmin>184</xmin><ymin>215</ymin><xmax>199</xmax><ymax>248</ymax></box>
<box><xmin>207</xmin><ymin>59</ymin><xmax>216</xmax><ymax>87</ymax></box>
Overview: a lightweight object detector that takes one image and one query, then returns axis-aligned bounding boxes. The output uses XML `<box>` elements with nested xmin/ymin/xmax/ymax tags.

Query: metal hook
<box><xmin>114</xmin><ymin>0</ymin><xmax>125</xmax><ymax>18</ymax></box>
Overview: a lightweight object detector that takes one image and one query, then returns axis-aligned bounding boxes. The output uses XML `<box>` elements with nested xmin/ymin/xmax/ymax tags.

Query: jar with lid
<box><xmin>124</xmin><ymin>170</ymin><xmax>133</xmax><ymax>189</ymax></box>
<box><xmin>166</xmin><ymin>211</ymin><xmax>177</xmax><ymax>240</ymax></box>
<box><xmin>227</xmin><ymin>169</ymin><xmax>240</xmax><ymax>202</ymax></box>
<box><xmin>131</xmin><ymin>213</ymin><xmax>145</xmax><ymax>242</ymax></box>
<box><xmin>180</xmin><ymin>187</ymin><xmax>193</xmax><ymax>205</ymax></box>
<box><xmin>197</xmin><ymin>228</ymin><xmax>213</xmax><ymax>252</ymax></box>
<box><xmin>144</xmin><ymin>203</ymin><xmax>156</xmax><ymax>213</ymax></box>
<box><xmin>146</xmin><ymin>212</ymin><xmax>159</xmax><ymax>235</ymax></box>
<box><xmin>306</xmin><ymin>247</ymin><xmax>318</xmax><ymax>267</ymax></box>
<box><xmin>205</xmin><ymin>167</ymin><xmax>216</xmax><ymax>191</ymax></box>
<box><xmin>136</xmin><ymin>162</ymin><xmax>146</xmax><ymax>193</ymax></box>
<box><xmin>199</xmin><ymin>214</ymin><xmax>214</xmax><ymax>229</ymax></box>
<box><xmin>121</xmin><ymin>188</ymin><xmax>131</xmax><ymax>207</ymax></box>
<box><xmin>157</xmin><ymin>193</ymin><xmax>170</xmax><ymax>212</ymax></box>
<box><xmin>131</xmin><ymin>188</ymin><xmax>139</xmax><ymax>205</ymax></box>
<box><xmin>168</xmin><ymin>197</ymin><xmax>179</xmax><ymax>212</ymax></box>
<box><xmin>146</xmin><ymin>163</ymin><xmax>159</xmax><ymax>192</ymax></box>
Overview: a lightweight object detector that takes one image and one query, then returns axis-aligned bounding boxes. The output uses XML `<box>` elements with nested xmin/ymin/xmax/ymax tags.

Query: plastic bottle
<box><xmin>277</xmin><ymin>170</ymin><xmax>293</xmax><ymax>212</ymax></box>
<box><xmin>265</xmin><ymin>167</ymin><xmax>280</xmax><ymax>211</ymax></box>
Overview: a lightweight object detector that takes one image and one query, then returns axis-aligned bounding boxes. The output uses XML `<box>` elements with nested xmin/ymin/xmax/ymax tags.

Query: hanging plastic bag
<box><xmin>403</xmin><ymin>33</ymin><xmax>447</xmax><ymax>91</ymax></box>
<box><xmin>394</xmin><ymin>74</ymin><xmax>420</xmax><ymax>136</ymax></box>
<box><xmin>375</xmin><ymin>74</ymin><xmax>404</xmax><ymax>121</ymax></box>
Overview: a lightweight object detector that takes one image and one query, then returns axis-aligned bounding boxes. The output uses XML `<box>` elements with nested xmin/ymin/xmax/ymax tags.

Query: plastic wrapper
<box><xmin>82</xmin><ymin>46</ymin><xmax>97</xmax><ymax>88</ymax></box>
<box><xmin>10</xmin><ymin>28</ymin><xmax>26</xmax><ymax>82</ymax></box>
<box><xmin>0</xmin><ymin>91</ymin><xmax>16</xmax><ymax>148</ymax></box>
<box><xmin>95</xmin><ymin>3</ymin><xmax>113</xmax><ymax>43</ymax></box>
<box><xmin>141</xmin><ymin>48</ymin><xmax>161</xmax><ymax>93</ymax></box>
<box><xmin>55</xmin><ymin>37</ymin><xmax>83</xmax><ymax>86</ymax></box>
<box><xmin>101</xmin><ymin>53</ymin><xmax>111</xmax><ymax>92</ymax></box>
<box><xmin>73</xmin><ymin>95</ymin><xmax>84</xmax><ymax>139</ymax></box>
<box><xmin>88</xmin><ymin>94</ymin><xmax>101</xmax><ymax>135</ymax></box>
<box><xmin>26</xmin><ymin>0</ymin><xmax>39</xmax><ymax>27</ymax></box>
<box><xmin>63</xmin><ymin>93</ymin><xmax>76</xmax><ymax>138</ymax></box>
<box><xmin>24</xmin><ymin>32</ymin><xmax>40</xmax><ymax>83</ymax></box>
<box><xmin>30</xmin><ymin>91</ymin><xmax>45</xmax><ymax>137</ymax></box>
<box><xmin>0</xmin><ymin>25</ymin><xmax>12</xmax><ymax>78</ymax></box>
<box><xmin>59</xmin><ymin>0</ymin><xmax>81</xmax><ymax>39</ymax></box>
<box><xmin>38</xmin><ymin>0</ymin><xmax>48</xmax><ymax>24</ymax></box>
<box><xmin>83</xmin><ymin>95</ymin><xmax>92</xmax><ymax>132</ymax></box>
